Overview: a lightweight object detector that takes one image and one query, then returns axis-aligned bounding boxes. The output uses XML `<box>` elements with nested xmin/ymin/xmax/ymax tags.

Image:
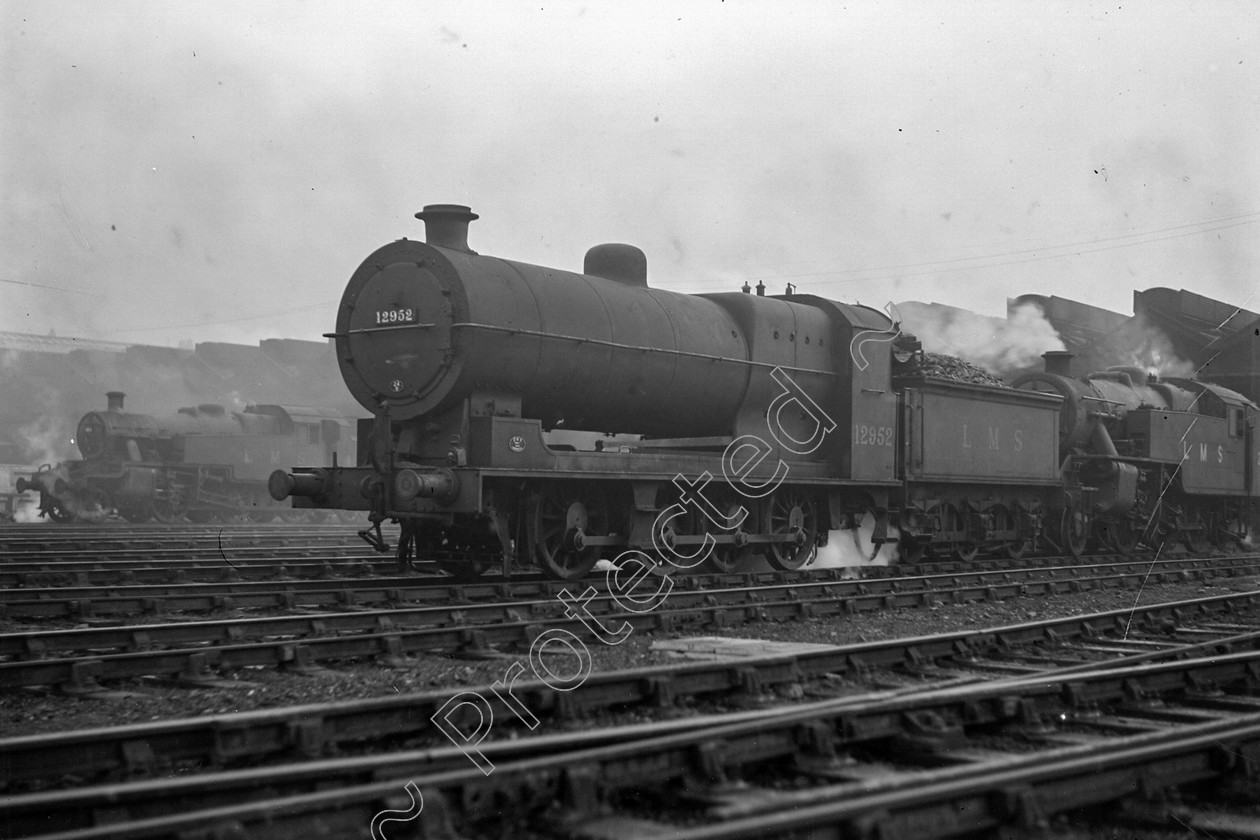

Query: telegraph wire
<box><xmin>755</xmin><ymin>209</ymin><xmax>1260</xmax><ymax>274</ymax></box>
<box><xmin>0</xmin><ymin>276</ymin><xmax>105</xmax><ymax>298</ymax></box>
<box><xmin>805</xmin><ymin>218</ymin><xmax>1259</xmax><ymax>288</ymax></box>
<box><xmin>747</xmin><ymin>214</ymin><xmax>1260</xmax><ymax>285</ymax></box>
<box><xmin>97</xmin><ymin>300</ymin><xmax>339</xmax><ymax>336</ymax></box>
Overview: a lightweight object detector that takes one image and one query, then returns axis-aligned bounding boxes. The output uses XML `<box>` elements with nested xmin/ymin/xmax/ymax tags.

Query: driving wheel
<box><xmin>764</xmin><ymin>489</ymin><xmax>818</xmax><ymax>571</ymax></box>
<box><xmin>529</xmin><ymin>485</ymin><xmax>607</xmax><ymax>580</ymax></box>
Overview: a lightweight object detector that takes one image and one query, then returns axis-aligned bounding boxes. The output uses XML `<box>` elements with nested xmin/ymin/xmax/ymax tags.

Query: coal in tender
<box><xmin>895</xmin><ymin>352</ymin><xmax>1007</xmax><ymax>388</ymax></box>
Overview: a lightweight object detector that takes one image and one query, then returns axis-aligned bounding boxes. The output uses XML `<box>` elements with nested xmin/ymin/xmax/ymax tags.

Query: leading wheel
<box><xmin>1061</xmin><ymin>507</ymin><xmax>1091</xmax><ymax>559</ymax></box>
<box><xmin>1098</xmin><ymin>518</ymin><xmax>1139</xmax><ymax>555</ymax></box>
<box><xmin>528</xmin><ymin>485</ymin><xmax>607</xmax><ymax>581</ymax></box>
<box><xmin>764</xmin><ymin>490</ymin><xmax>818</xmax><ymax>571</ymax></box>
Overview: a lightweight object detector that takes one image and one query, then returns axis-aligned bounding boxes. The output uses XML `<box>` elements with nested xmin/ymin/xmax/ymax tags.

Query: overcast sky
<box><xmin>2</xmin><ymin>1</ymin><xmax>1256</xmax><ymax>348</ymax></box>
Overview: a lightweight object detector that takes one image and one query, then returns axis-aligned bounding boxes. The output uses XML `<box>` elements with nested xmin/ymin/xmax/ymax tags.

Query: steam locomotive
<box><xmin>270</xmin><ymin>204</ymin><xmax>1258</xmax><ymax>579</ymax></box>
<box><xmin>17</xmin><ymin>393</ymin><xmax>359</xmax><ymax>523</ymax></box>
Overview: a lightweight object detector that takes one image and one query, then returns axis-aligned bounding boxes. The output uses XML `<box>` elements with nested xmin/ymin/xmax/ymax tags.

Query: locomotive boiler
<box><xmin>274</xmin><ymin>204</ymin><xmax>1215</xmax><ymax>580</ymax></box>
<box><xmin>18</xmin><ymin>393</ymin><xmax>358</xmax><ymax>523</ymax></box>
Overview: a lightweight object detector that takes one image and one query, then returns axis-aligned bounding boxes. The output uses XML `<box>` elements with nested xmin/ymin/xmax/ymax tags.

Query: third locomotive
<box><xmin>271</xmin><ymin>204</ymin><xmax>1258</xmax><ymax>580</ymax></box>
<box><xmin>20</xmin><ymin>394</ymin><xmax>357</xmax><ymax>524</ymax></box>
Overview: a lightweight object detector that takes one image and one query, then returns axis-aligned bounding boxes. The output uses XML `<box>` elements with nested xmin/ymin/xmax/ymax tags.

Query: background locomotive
<box><xmin>1013</xmin><ymin>354</ymin><xmax>1256</xmax><ymax>555</ymax></box>
<box><xmin>18</xmin><ymin>392</ymin><xmax>360</xmax><ymax>523</ymax></box>
<box><xmin>271</xmin><ymin>204</ymin><xmax>1258</xmax><ymax>579</ymax></box>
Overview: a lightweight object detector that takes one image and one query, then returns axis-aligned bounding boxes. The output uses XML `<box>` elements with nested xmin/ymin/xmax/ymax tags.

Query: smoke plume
<box><xmin>895</xmin><ymin>300</ymin><xmax>1067</xmax><ymax>379</ymax></box>
<box><xmin>1076</xmin><ymin>314</ymin><xmax>1198</xmax><ymax>378</ymax></box>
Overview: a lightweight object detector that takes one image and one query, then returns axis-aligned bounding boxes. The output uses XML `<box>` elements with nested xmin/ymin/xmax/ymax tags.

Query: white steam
<box><xmin>1117</xmin><ymin>317</ymin><xmax>1197</xmax><ymax>377</ymax></box>
<box><xmin>805</xmin><ymin>516</ymin><xmax>902</xmax><ymax>575</ymax></box>
<box><xmin>896</xmin><ymin>301</ymin><xmax>1066</xmax><ymax>379</ymax></box>
<box><xmin>18</xmin><ymin>414</ymin><xmax>74</xmax><ymax>468</ymax></box>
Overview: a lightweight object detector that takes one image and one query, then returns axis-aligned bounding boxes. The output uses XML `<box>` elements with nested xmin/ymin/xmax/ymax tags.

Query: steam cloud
<box><xmin>895</xmin><ymin>301</ymin><xmax>1067</xmax><ymax>379</ymax></box>
<box><xmin>1074</xmin><ymin>314</ymin><xmax>1199</xmax><ymax>379</ymax></box>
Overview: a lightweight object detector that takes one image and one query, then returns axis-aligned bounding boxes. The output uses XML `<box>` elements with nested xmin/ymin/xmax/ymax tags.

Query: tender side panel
<box><xmin>1127</xmin><ymin>409</ymin><xmax>1245</xmax><ymax>495</ymax></box>
<box><xmin>903</xmin><ymin>381</ymin><xmax>1060</xmax><ymax>483</ymax></box>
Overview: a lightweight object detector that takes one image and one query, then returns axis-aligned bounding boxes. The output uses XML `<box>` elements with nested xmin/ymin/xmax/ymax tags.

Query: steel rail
<box><xmin>0</xmin><ymin>561</ymin><xmax>407</xmax><ymax>589</ymax></box>
<box><xmin>658</xmin><ymin>715</ymin><xmax>1260</xmax><ymax>839</ymax></box>
<box><xmin>0</xmin><ymin>544</ymin><xmax>381</xmax><ymax>567</ymax></box>
<box><xmin>0</xmin><ymin>522</ymin><xmax>376</xmax><ymax>550</ymax></box>
<box><xmin>6</xmin><ymin>649</ymin><xmax>1260</xmax><ymax>839</ymax></box>
<box><xmin>2</xmin><ymin>551</ymin><xmax>1249</xmax><ymax>619</ymax></box>
<box><xmin>2</xmin><ymin>589</ymin><xmax>1257</xmax><ymax>787</ymax></box>
<box><xmin>4</xmin><ymin>549</ymin><xmax>1249</xmax><ymax>627</ymax></box>
<box><xmin>4</xmin><ymin>556</ymin><xmax>1257</xmax><ymax>670</ymax></box>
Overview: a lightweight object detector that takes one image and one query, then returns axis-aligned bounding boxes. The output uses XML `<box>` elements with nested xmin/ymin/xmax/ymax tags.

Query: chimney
<box><xmin>414</xmin><ymin>204</ymin><xmax>478</xmax><ymax>252</ymax></box>
<box><xmin>756</xmin><ymin>280</ymin><xmax>765</xmax><ymax>296</ymax></box>
<box><xmin>106</xmin><ymin>391</ymin><xmax>125</xmax><ymax>412</ymax></box>
<box><xmin>1042</xmin><ymin>351</ymin><xmax>1075</xmax><ymax>377</ymax></box>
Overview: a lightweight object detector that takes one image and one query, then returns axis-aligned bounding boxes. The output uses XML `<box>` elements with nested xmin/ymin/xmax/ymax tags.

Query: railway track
<box><xmin>4</xmin><ymin>526</ymin><xmax>1258</xmax><ymax>837</ymax></box>
<box><xmin>0</xmin><ymin>558</ymin><xmax>418</xmax><ymax>589</ymax></box>
<box><xmin>0</xmin><ymin>522</ymin><xmax>410</xmax><ymax>587</ymax></box>
<box><xmin>0</xmin><ymin>521</ymin><xmax>379</xmax><ymax>549</ymax></box>
<box><xmin>2</xmin><ymin>590</ymin><xmax>1259</xmax><ymax>838</ymax></box>
<box><xmin>3</xmin><ymin>555</ymin><xmax>1258</xmax><ymax>690</ymax></box>
<box><xmin>4</xmin><ymin>551</ymin><xmax>1254</xmax><ymax>621</ymax></box>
